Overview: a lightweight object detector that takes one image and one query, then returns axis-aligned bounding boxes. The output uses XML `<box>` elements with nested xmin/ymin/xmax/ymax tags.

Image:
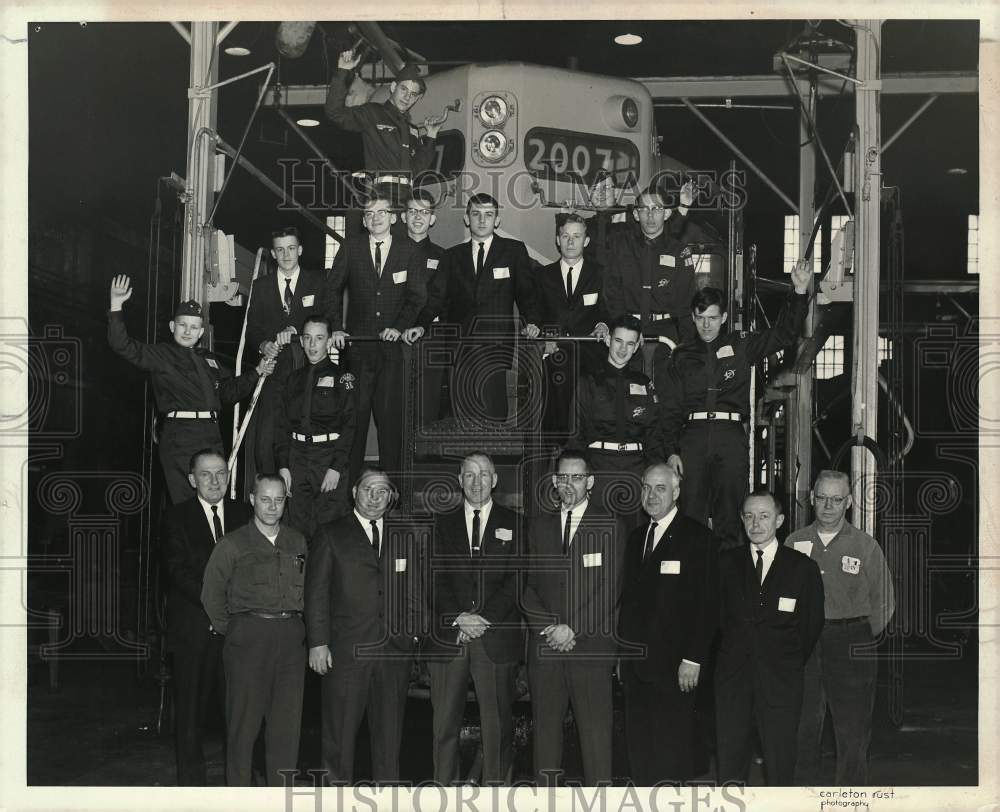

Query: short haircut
<box><xmin>641</xmin><ymin>461</ymin><xmax>678</xmax><ymax>487</ymax></box>
<box><xmin>362</xmin><ymin>192</ymin><xmax>393</xmax><ymax>210</ymax></box>
<box><xmin>356</xmin><ymin>464</ymin><xmax>392</xmax><ymax>487</ymax></box>
<box><xmin>189</xmin><ymin>448</ymin><xmax>226</xmax><ymax>473</ymax></box>
<box><xmin>408</xmin><ymin>188</ymin><xmax>437</xmax><ymax>209</ymax></box>
<box><xmin>638</xmin><ymin>184</ymin><xmax>666</xmax><ymax>205</ymax></box>
<box><xmin>815</xmin><ymin>469</ymin><xmax>851</xmax><ymax>491</ymax></box>
<box><xmin>743</xmin><ymin>488</ymin><xmax>783</xmax><ymax>515</ymax></box>
<box><xmin>609</xmin><ymin>313</ymin><xmax>643</xmax><ymax>336</ymax></box>
<box><xmin>253</xmin><ymin>473</ymin><xmax>287</xmax><ymax>494</ymax></box>
<box><xmin>271</xmin><ymin>226</ymin><xmax>301</xmax><ymax>243</ymax></box>
<box><xmin>555</xmin><ymin>448</ymin><xmax>591</xmax><ymax>474</ymax></box>
<box><xmin>466</xmin><ymin>193</ymin><xmax>500</xmax><ymax>216</ymax></box>
<box><xmin>461</xmin><ymin>450</ymin><xmax>495</xmax><ymax>472</ymax></box>
<box><xmin>691</xmin><ymin>286</ymin><xmax>728</xmax><ymax>315</ymax></box>
<box><xmin>303</xmin><ymin>314</ymin><xmax>333</xmax><ymax>334</ymax></box>
<box><xmin>556</xmin><ymin>212</ymin><xmax>589</xmax><ymax>238</ymax></box>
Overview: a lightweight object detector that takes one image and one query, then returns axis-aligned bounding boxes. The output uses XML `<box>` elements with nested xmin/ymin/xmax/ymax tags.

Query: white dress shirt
<box><xmin>355</xmin><ymin>510</ymin><xmax>385</xmax><ymax>551</ymax></box>
<box><xmin>277</xmin><ymin>267</ymin><xmax>300</xmax><ymax>296</ymax></box>
<box><xmin>464</xmin><ymin>499</ymin><xmax>493</xmax><ymax>553</ymax></box>
<box><xmin>645</xmin><ymin>506</ymin><xmax>679</xmax><ymax>555</ymax></box>
<box><xmin>198</xmin><ymin>497</ymin><xmax>225</xmax><ymax>542</ymax></box>
<box><xmin>470</xmin><ymin>234</ymin><xmax>495</xmax><ymax>271</ymax></box>
<box><xmin>560</xmin><ymin>499</ymin><xmax>589</xmax><ymax>548</ymax></box>
<box><xmin>559</xmin><ymin>258</ymin><xmax>582</xmax><ymax>297</ymax></box>
<box><xmin>369</xmin><ymin>235</ymin><xmax>392</xmax><ymax>274</ymax></box>
<box><xmin>751</xmin><ymin>538</ymin><xmax>779</xmax><ymax>581</ymax></box>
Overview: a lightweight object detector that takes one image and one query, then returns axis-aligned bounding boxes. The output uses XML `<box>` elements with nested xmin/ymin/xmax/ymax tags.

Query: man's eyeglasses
<box><xmin>815</xmin><ymin>495</ymin><xmax>848</xmax><ymax>507</ymax></box>
<box><xmin>555</xmin><ymin>474</ymin><xmax>589</xmax><ymax>484</ymax></box>
<box><xmin>359</xmin><ymin>486</ymin><xmax>392</xmax><ymax>498</ymax></box>
<box><xmin>635</xmin><ymin>205</ymin><xmax>666</xmax><ymax>214</ymax></box>
<box><xmin>363</xmin><ymin>209</ymin><xmax>391</xmax><ymax>220</ymax></box>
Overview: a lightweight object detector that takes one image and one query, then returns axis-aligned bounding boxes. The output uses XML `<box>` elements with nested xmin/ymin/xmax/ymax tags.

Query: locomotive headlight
<box><xmin>621</xmin><ymin>97</ymin><xmax>639</xmax><ymax>128</ymax></box>
<box><xmin>477</xmin><ymin>130</ymin><xmax>509</xmax><ymax>162</ymax></box>
<box><xmin>602</xmin><ymin>95</ymin><xmax>641</xmax><ymax>132</ymax></box>
<box><xmin>478</xmin><ymin>95</ymin><xmax>509</xmax><ymax>127</ymax></box>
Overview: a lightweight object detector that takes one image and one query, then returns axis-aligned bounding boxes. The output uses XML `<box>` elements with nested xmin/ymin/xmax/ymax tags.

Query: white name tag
<box><xmin>493</xmin><ymin>266</ymin><xmax>510</xmax><ymax>279</ymax></box>
<box><xmin>495</xmin><ymin>527</ymin><xmax>512</xmax><ymax>541</ymax></box>
<box><xmin>793</xmin><ymin>540</ymin><xmax>814</xmax><ymax>558</ymax></box>
<box><xmin>629</xmin><ymin>383</ymin><xmax>647</xmax><ymax>396</ymax></box>
<box><xmin>716</xmin><ymin>345</ymin><xmax>735</xmax><ymax>359</ymax></box>
<box><xmin>582</xmin><ymin>292</ymin><xmax>598</xmax><ymax>306</ymax></box>
<box><xmin>302</xmin><ymin>294</ymin><xmax>315</xmax><ymax>307</ymax></box>
<box><xmin>395</xmin><ymin>558</ymin><xmax>407</xmax><ymax>572</ymax></box>
<box><xmin>205</xmin><ymin>358</ymin><xmax>219</xmax><ymax>369</ymax></box>
<box><xmin>393</xmin><ymin>271</ymin><xmax>408</xmax><ymax>284</ymax></box>
<box><xmin>583</xmin><ymin>552</ymin><xmax>602</xmax><ymax>568</ymax></box>
<box><xmin>659</xmin><ymin>254</ymin><xmax>675</xmax><ymax>267</ymax></box>
<box><xmin>660</xmin><ymin>560</ymin><xmax>681</xmax><ymax>575</ymax></box>
<box><xmin>778</xmin><ymin>597</ymin><xmax>797</xmax><ymax>613</ymax></box>
<box><xmin>317</xmin><ymin>376</ymin><xmax>336</xmax><ymax>387</ymax></box>
<box><xmin>842</xmin><ymin>555</ymin><xmax>861</xmax><ymax>575</ymax></box>
<box><xmin>427</xmin><ymin>258</ymin><xmax>439</xmax><ymax>269</ymax></box>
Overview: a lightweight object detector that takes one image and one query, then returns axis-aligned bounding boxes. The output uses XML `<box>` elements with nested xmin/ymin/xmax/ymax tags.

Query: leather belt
<box><xmin>588</xmin><ymin>441</ymin><xmax>643</xmax><ymax>452</ymax></box>
<box><xmin>374</xmin><ymin>175</ymin><xmax>411</xmax><ymax>186</ymax></box>
<box><xmin>825</xmin><ymin>616</ymin><xmax>868</xmax><ymax>627</ymax></box>
<box><xmin>166</xmin><ymin>410</ymin><xmax>217</xmax><ymax>420</ymax></box>
<box><xmin>292</xmin><ymin>432</ymin><xmax>341</xmax><ymax>443</ymax></box>
<box><xmin>688</xmin><ymin>411</ymin><xmax>742</xmax><ymax>422</ymax></box>
<box><xmin>243</xmin><ymin>610</ymin><xmax>302</xmax><ymax>620</ymax></box>
<box><xmin>649</xmin><ymin>312</ymin><xmax>672</xmax><ymax>321</ymax></box>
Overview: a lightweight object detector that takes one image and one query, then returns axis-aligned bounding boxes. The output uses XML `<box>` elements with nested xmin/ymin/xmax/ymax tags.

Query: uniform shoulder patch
<box><xmin>339</xmin><ymin>373</ymin><xmax>355</xmax><ymax>390</ymax></box>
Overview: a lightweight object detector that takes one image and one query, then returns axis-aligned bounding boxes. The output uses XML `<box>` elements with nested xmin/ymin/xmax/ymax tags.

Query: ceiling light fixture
<box><xmin>296</xmin><ymin>118</ymin><xmax>320</xmax><ymax>128</ymax></box>
<box><xmin>946</xmin><ymin>167</ymin><xmax>968</xmax><ymax>175</ymax></box>
<box><xmin>224</xmin><ymin>46</ymin><xmax>251</xmax><ymax>56</ymax></box>
<box><xmin>614</xmin><ymin>33</ymin><xmax>642</xmax><ymax>46</ymax></box>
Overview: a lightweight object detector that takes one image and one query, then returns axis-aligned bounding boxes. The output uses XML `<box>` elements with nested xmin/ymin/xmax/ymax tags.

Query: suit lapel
<box><xmin>186</xmin><ymin>498</ymin><xmax>216</xmax><ymax>549</ymax></box>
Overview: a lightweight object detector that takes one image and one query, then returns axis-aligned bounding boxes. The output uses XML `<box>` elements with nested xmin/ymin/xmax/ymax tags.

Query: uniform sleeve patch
<box><xmin>339</xmin><ymin>373</ymin><xmax>355</xmax><ymax>390</ymax></box>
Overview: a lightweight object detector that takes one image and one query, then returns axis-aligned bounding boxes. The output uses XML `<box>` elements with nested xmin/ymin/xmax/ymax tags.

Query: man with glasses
<box><xmin>785</xmin><ymin>470</ymin><xmax>895</xmax><ymax>786</ymax></box>
<box><xmin>521</xmin><ymin>449</ymin><xmax>626</xmax><ymax>786</ymax></box>
<box><xmin>325</xmin><ymin>193</ymin><xmax>426</xmax><ymax>485</ymax></box>
<box><xmin>401</xmin><ymin>189</ymin><xmax>449</xmax><ymax>425</ymax></box>
<box><xmin>592</xmin><ymin>183</ymin><xmax>697</xmax><ymax>379</ymax></box>
<box><xmin>424</xmin><ymin>452</ymin><xmax>524</xmax><ymax>784</ymax></box>
<box><xmin>304</xmin><ymin>467</ymin><xmax>422</xmax><ymax>784</ymax></box>
<box><xmin>201</xmin><ymin>474</ymin><xmax>308</xmax><ymax>786</ymax></box>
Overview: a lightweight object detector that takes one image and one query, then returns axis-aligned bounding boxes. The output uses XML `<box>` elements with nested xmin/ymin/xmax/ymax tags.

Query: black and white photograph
<box><xmin>1</xmin><ymin>5</ymin><xmax>996</xmax><ymax>811</ymax></box>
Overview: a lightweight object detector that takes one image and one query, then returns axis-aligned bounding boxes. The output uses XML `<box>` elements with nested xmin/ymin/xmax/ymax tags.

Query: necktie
<box><xmin>565</xmin><ymin>266</ymin><xmax>574</xmax><ymax>300</ymax></box>
<box><xmin>374</xmin><ymin>241</ymin><xmax>384</xmax><ymax>276</ymax></box>
<box><xmin>300</xmin><ymin>363</ymin><xmax>317</xmax><ymax>434</ymax></box>
<box><xmin>283</xmin><ymin>276</ymin><xmax>293</xmax><ymax>315</ymax></box>
<box><xmin>211</xmin><ymin>504</ymin><xmax>223</xmax><ymax>541</ymax></box>
<box><xmin>471</xmin><ymin>509</ymin><xmax>481</xmax><ymax>555</ymax></box>
<box><xmin>371</xmin><ymin>519</ymin><xmax>381</xmax><ymax>557</ymax></box>
<box><xmin>562</xmin><ymin>509</ymin><xmax>572</xmax><ymax>554</ymax></box>
<box><xmin>755</xmin><ymin>548</ymin><xmax>764</xmax><ymax>584</ymax></box>
<box><xmin>642</xmin><ymin>521</ymin><xmax>656</xmax><ymax>561</ymax></box>
<box><xmin>476</xmin><ymin>242</ymin><xmax>485</xmax><ymax>276</ymax></box>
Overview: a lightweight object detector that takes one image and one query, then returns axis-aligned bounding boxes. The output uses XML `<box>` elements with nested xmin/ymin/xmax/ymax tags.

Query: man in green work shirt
<box><xmin>201</xmin><ymin>474</ymin><xmax>308</xmax><ymax>787</ymax></box>
<box><xmin>785</xmin><ymin>470</ymin><xmax>895</xmax><ymax>786</ymax></box>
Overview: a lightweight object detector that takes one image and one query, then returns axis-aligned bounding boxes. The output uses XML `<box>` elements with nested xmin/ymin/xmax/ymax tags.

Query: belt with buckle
<box><xmin>165</xmin><ymin>410</ymin><xmax>217</xmax><ymax>420</ymax></box>
<box><xmin>244</xmin><ymin>610</ymin><xmax>302</xmax><ymax>620</ymax></box>
<box><xmin>291</xmin><ymin>432</ymin><xmax>341</xmax><ymax>443</ymax></box>
<box><xmin>374</xmin><ymin>174</ymin><xmax>411</xmax><ymax>186</ymax></box>
<box><xmin>588</xmin><ymin>441</ymin><xmax>643</xmax><ymax>453</ymax></box>
<box><xmin>649</xmin><ymin>312</ymin><xmax>672</xmax><ymax>322</ymax></box>
<box><xmin>688</xmin><ymin>411</ymin><xmax>742</xmax><ymax>422</ymax></box>
<box><xmin>825</xmin><ymin>616</ymin><xmax>868</xmax><ymax>627</ymax></box>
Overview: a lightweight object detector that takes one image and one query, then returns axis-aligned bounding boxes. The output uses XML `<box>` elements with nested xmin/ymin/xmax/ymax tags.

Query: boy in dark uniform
<box><xmin>275</xmin><ymin>315</ymin><xmax>357</xmax><ymax>539</ymax></box>
<box><xmin>573</xmin><ymin>314</ymin><xmax>664</xmax><ymax>525</ymax></box>
<box><xmin>107</xmin><ymin>274</ymin><xmax>274</xmax><ymax>503</ymax></box>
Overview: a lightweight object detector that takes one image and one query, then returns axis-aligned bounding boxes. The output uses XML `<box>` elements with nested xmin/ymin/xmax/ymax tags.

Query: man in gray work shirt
<box><xmin>785</xmin><ymin>470</ymin><xmax>895</xmax><ymax>786</ymax></box>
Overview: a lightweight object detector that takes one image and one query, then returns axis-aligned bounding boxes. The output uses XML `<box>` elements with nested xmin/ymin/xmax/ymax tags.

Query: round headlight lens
<box><xmin>478</xmin><ymin>95</ymin><xmax>509</xmax><ymax>128</ymax></box>
<box><xmin>622</xmin><ymin>98</ymin><xmax>639</xmax><ymax>128</ymax></box>
<box><xmin>478</xmin><ymin>130</ymin><xmax>508</xmax><ymax>162</ymax></box>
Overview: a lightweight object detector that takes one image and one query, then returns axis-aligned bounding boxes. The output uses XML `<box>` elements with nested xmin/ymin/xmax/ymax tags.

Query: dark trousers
<box><xmin>427</xmin><ymin>638</ymin><xmax>516</xmax><ymax>784</ymax></box>
<box><xmin>416</xmin><ymin>330</ymin><xmax>450</xmax><ymax>427</ymax></box>
<box><xmin>172</xmin><ymin>634</ymin><xmax>225</xmax><ymax>785</ymax></box>
<box><xmin>223</xmin><ymin>614</ymin><xmax>305</xmax><ymax>786</ymax></box>
<box><xmin>451</xmin><ymin>343</ymin><xmax>509</xmax><ymax>423</ymax></box>
<box><xmin>349</xmin><ymin>348</ymin><xmax>406</xmax><ymax>483</ymax></box>
<box><xmin>286</xmin><ymin>442</ymin><xmax>350</xmax><ymax>540</ymax></box>
<box><xmin>529</xmin><ymin>655</ymin><xmax>614</xmax><ymax>786</ymax></box>
<box><xmin>678</xmin><ymin>421</ymin><xmax>748</xmax><ymax>551</ymax></box>
<box><xmin>541</xmin><ymin>347</ymin><xmax>577</xmax><ymax>443</ymax></box>
<box><xmin>794</xmin><ymin>620</ymin><xmax>878</xmax><ymax>785</ymax></box>
<box><xmin>159</xmin><ymin>419</ymin><xmax>223</xmax><ymax>505</ymax></box>
<box><xmin>715</xmin><ymin>668</ymin><xmax>802</xmax><ymax>786</ymax></box>
<box><xmin>320</xmin><ymin>655</ymin><xmax>412</xmax><ymax>784</ymax></box>
<box><xmin>588</xmin><ymin>450</ymin><xmax>647</xmax><ymax>531</ymax></box>
<box><xmin>624</xmin><ymin>663</ymin><xmax>697</xmax><ymax>785</ymax></box>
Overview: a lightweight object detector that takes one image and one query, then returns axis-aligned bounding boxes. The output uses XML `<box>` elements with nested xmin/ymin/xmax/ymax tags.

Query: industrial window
<box><xmin>815</xmin><ymin>335</ymin><xmax>844</xmax><ymax>379</ymax></box>
<box><xmin>325</xmin><ymin>216</ymin><xmax>346</xmax><ymax>270</ymax></box>
<box><xmin>782</xmin><ymin>215</ymin><xmax>822</xmax><ymax>274</ymax></box>
<box><xmin>879</xmin><ymin>337</ymin><xmax>893</xmax><ymax>363</ymax></box>
<box><xmin>967</xmin><ymin>214</ymin><xmax>978</xmax><ymax>274</ymax></box>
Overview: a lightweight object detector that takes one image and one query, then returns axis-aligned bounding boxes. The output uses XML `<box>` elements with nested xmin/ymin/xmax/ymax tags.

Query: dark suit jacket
<box><xmin>246</xmin><ymin>268</ymin><xmax>328</xmax><ymax>380</ymax></box>
<box><xmin>618</xmin><ymin>513</ymin><xmax>718</xmax><ymax>683</ymax></box>
<box><xmin>716</xmin><ymin>543</ymin><xmax>825</xmax><ymax>707</ymax></box>
<box><xmin>536</xmin><ymin>259</ymin><xmax>610</xmax><ymax>338</ymax></box>
<box><xmin>410</xmin><ymin>237</ymin><xmax>448</xmax><ymax>332</ymax></box>
<box><xmin>162</xmin><ymin>497</ymin><xmax>249</xmax><ymax>652</ymax></box>
<box><xmin>521</xmin><ymin>505</ymin><xmax>626</xmax><ymax>659</ymax></box>
<box><xmin>438</xmin><ymin>236</ymin><xmax>541</xmax><ymax>366</ymax></box>
<box><xmin>425</xmin><ymin>501</ymin><xmax>524</xmax><ymax>663</ymax></box>
<box><xmin>305</xmin><ymin>513</ymin><xmax>423</xmax><ymax>661</ymax></box>
<box><xmin>325</xmin><ymin>236</ymin><xmax>425</xmax><ymax>365</ymax></box>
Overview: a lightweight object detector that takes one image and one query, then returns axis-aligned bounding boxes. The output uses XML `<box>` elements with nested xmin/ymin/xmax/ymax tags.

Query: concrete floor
<box><xmin>26</xmin><ymin>644</ymin><xmax>977</xmax><ymax>787</ymax></box>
